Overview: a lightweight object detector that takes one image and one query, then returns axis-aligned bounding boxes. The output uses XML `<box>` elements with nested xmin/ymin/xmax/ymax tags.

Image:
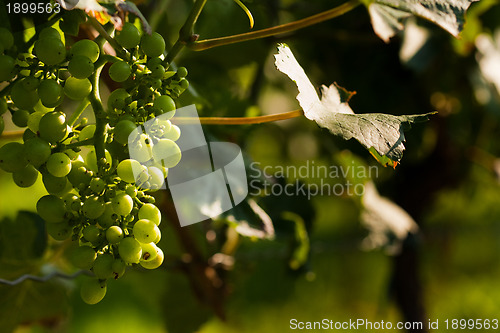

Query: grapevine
<box><xmin>0</xmin><ymin>14</ymin><xmax>188</xmax><ymax>304</ymax></box>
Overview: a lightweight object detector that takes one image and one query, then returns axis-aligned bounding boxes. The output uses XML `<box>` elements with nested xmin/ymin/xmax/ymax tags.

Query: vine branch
<box><xmin>174</xmin><ymin>109</ymin><xmax>304</xmax><ymax>125</ymax></box>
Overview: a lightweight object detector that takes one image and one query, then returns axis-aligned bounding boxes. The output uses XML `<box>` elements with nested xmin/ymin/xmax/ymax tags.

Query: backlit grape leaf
<box><xmin>274</xmin><ymin>43</ymin><xmax>434</xmax><ymax>167</ymax></box>
<box><xmin>363</xmin><ymin>0</ymin><xmax>478</xmax><ymax>42</ymax></box>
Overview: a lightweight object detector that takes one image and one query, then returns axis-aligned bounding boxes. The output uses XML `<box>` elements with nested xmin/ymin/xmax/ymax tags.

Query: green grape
<box><xmin>107</xmin><ymin>88</ymin><xmax>130</xmax><ymax>111</ymax></box>
<box><xmin>138</xmin><ymin>203</ymin><xmax>161</xmax><ymax>226</ymax></box>
<box><xmin>92</xmin><ymin>253</ymin><xmax>114</xmax><ymax>279</ymax></box>
<box><xmin>42</xmin><ymin>173</ymin><xmax>69</xmax><ymax>195</ymax></box>
<box><xmin>70</xmin><ymin>39</ymin><xmax>100</xmax><ymax>63</ymax></box>
<box><xmin>38</xmin><ymin>79</ymin><xmax>63</xmax><ymax>107</ymax></box>
<box><xmin>147</xmin><ymin>166</ymin><xmax>165</xmax><ymax>189</ymax></box>
<box><xmin>82</xmin><ymin>196</ymin><xmax>105</xmax><ymax>219</ymax></box>
<box><xmin>68</xmin><ymin>55</ymin><xmax>95</xmax><ymax>79</ymax></box>
<box><xmin>79</xmin><ymin>124</ymin><xmax>96</xmax><ymax>142</ymax></box>
<box><xmin>140</xmin><ymin>245</ymin><xmax>164</xmax><ymax>269</ymax></box>
<box><xmin>113</xmin><ymin>119</ymin><xmax>136</xmax><ymax>145</ymax></box>
<box><xmin>38</xmin><ymin>111</ymin><xmax>67</xmax><ymax>143</ymax></box>
<box><xmin>23</xmin><ymin>129</ymin><xmax>37</xmax><ymax>142</ymax></box>
<box><xmin>152</xmin><ymin>139</ymin><xmax>181</xmax><ymax>168</ymax></box>
<box><xmin>98</xmin><ymin>202</ymin><xmax>117</xmax><ymax>228</ymax></box>
<box><xmin>140</xmin><ymin>32</ymin><xmax>165</xmax><ymax>58</ymax></box>
<box><xmin>139</xmin><ymin>242</ymin><xmax>159</xmax><ymax>261</ymax></box>
<box><xmin>24</xmin><ymin>138</ymin><xmax>51</xmax><ymax>167</ymax></box>
<box><xmin>0</xmin><ymin>99</ymin><xmax>8</xmax><ymax>115</ymax></box>
<box><xmin>176</xmin><ymin>67</ymin><xmax>188</xmax><ymax>78</ymax></box>
<box><xmin>89</xmin><ymin>177</ymin><xmax>106</xmax><ymax>193</ymax></box>
<box><xmin>149</xmin><ymin>64</ymin><xmax>165</xmax><ymax>79</ymax></box>
<box><xmin>106</xmin><ymin>226</ymin><xmax>124</xmax><ymax>244</ymax></box>
<box><xmin>69</xmin><ymin>245</ymin><xmax>96</xmax><ymax>270</ymax></box>
<box><xmin>11</xmin><ymin>80</ymin><xmax>39</xmax><ymax>110</ymax></box>
<box><xmin>12</xmin><ymin>164</ymin><xmax>38</xmax><ymax>187</ymax></box>
<box><xmin>85</xmin><ymin>148</ymin><xmax>112</xmax><ymax>173</ymax></box>
<box><xmin>34</xmin><ymin>37</ymin><xmax>66</xmax><ymax>65</ymax></box>
<box><xmin>21</xmin><ymin>76</ymin><xmax>39</xmax><ymax>92</ymax></box>
<box><xmin>125</xmin><ymin>184</ymin><xmax>137</xmax><ymax>198</ymax></box>
<box><xmin>179</xmin><ymin>78</ymin><xmax>189</xmax><ymax>90</ymax></box>
<box><xmin>62</xmin><ymin>193</ymin><xmax>81</xmax><ymax>210</ymax></box>
<box><xmin>118</xmin><ymin>237</ymin><xmax>142</xmax><ymax>264</ymax></box>
<box><xmin>46</xmin><ymin>152</ymin><xmax>72</xmax><ymax>177</ymax></box>
<box><xmin>39</xmin><ymin>27</ymin><xmax>61</xmax><ymax>40</ymax></box>
<box><xmin>111</xmin><ymin>192</ymin><xmax>133</xmax><ymax>216</ymax></box>
<box><xmin>80</xmin><ymin>278</ymin><xmax>107</xmax><ymax>305</ymax></box>
<box><xmin>116</xmin><ymin>159</ymin><xmax>144</xmax><ymax>183</ymax></box>
<box><xmin>46</xmin><ymin>220</ymin><xmax>72</xmax><ymax>240</ymax></box>
<box><xmin>0</xmin><ymin>28</ymin><xmax>14</xmax><ymax>49</ymax></box>
<box><xmin>83</xmin><ymin>224</ymin><xmax>101</xmax><ymax>243</ymax></box>
<box><xmin>59</xmin><ymin>10</ymin><xmax>86</xmax><ymax>36</ymax></box>
<box><xmin>12</xmin><ymin>110</ymin><xmax>30</xmax><ymax>128</ymax></box>
<box><xmin>0</xmin><ymin>116</ymin><xmax>4</xmax><ymax>136</ymax></box>
<box><xmin>115</xmin><ymin>22</ymin><xmax>141</xmax><ymax>49</ymax></box>
<box><xmin>0</xmin><ymin>55</ymin><xmax>15</xmax><ymax>82</ymax></box>
<box><xmin>109</xmin><ymin>61</ymin><xmax>131</xmax><ymax>82</ymax></box>
<box><xmin>64</xmin><ymin>77</ymin><xmax>92</xmax><ymax>100</ymax></box>
<box><xmin>162</xmin><ymin>124</ymin><xmax>180</xmax><ymax>141</ymax></box>
<box><xmin>147</xmin><ymin>57</ymin><xmax>162</xmax><ymax>69</ymax></box>
<box><xmin>133</xmin><ymin>218</ymin><xmax>159</xmax><ymax>243</ymax></box>
<box><xmin>153</xmin><ymin>95</ymin><xmax>176</xmax><ymax>116</ymax></box>
<box><xmin>111</xmin><ymin>259</ymin><xmax>126</xmax><ymax>279</ymax></box>
<box><xmin>0</xmin><ymin>142</ymin><xmax>27</xmax><ymax>172</ymax></box>
<box><xmin>67</xmin><ymin>162</ymin><xmax>92</xmax><ymax>187</ymax></box>
<box><xmin>27</xmin><ymin>111</ymin><xmax>45</xmax><ymax>133</ymax></box>
<box><xmin>36</xmin><ymin>195</ymin><xmax>66</xmax><ymax>223</ymax></box>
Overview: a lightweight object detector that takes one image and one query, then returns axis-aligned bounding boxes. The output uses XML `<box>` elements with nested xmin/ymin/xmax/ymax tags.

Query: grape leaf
<box><xmin>363</xmin><ymin>0</ymin><xmax>478</xmax><ymax>42</ymax></box>
<box><xmin>274</xmin><ymin>43</ymin><xmax>434</xmax><ymax>167</ymax></box>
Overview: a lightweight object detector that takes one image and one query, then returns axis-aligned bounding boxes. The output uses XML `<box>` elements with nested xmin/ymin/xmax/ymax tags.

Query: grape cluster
<box><xmin>0</xmin><ymin>19</ymin><xmax>188</xmax><ymax>304</ymax></box>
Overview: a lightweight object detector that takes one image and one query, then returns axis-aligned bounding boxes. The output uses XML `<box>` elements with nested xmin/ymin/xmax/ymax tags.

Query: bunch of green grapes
<box><xmin>0</xmin><ymin>18</ymin><xmax>188</xmax><ymax>304</ymax></box>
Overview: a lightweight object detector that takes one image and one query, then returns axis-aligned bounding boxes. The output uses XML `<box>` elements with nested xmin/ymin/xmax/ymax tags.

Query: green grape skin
<box><xmin>68</xmin><ymin>55</ymin><xmax>95</xmax><ymax>79</ymax></box>
<box><xmin>138</xmin><ymin>203</ymin><xmax>161</xmax><ymax>226</ymax></box>
<box><xmin>12</xmin><ymin>164</ymin><xmax>38</xmax><ymax>187</ymax></box>
<box><xmin>70</xmin><ymin>39</ymin><xmax>100</xmax><ymax>63</ymax></box>
<box><xmin>0</xmin><ymin>99</ymin><xmax>8</xmax><ymax>115</ymax></box>
<box><xmin>176</xmin><ymin>67</ymin><xmax>188</xmax><ymax>78</ymax></box>
<box><xmin>82</xmin><ymin>196</ymin><xmax>106</xmax><ymax>219</ymax></box>
<box><xmin>140</xmin><ymin>246</ymin><xmax>164</xmax><ymax>269</ymax></box>
<box><xmin>111</xmin><ymin>192</ymin><xmax>133</xmax><ymax>216</ymax></box>
<box><xmin>147</xmin><ymin>57</ymin><xmax>162</xmax><ymax>69</ymax></box>
<box><xmin>63</xmin><ymin>193</ymin><xmax>81</xmax><ymax>211</ymax></box>
<box><xmin>46</xmin><ymin>220</ymin><xmax>72</xmax><ymax>240</ymax></box>
<box><xmin>24</xmin><ymin>138</ymin><xmax>51</xmax><ymax>167</ymax></box>
<box><xmin>133</xmin><ymin>218</ymin><xmax>159</xmax><ymax>243</ymax></box>
<box><xmin>118</xmin><ymin>237</ymin><xmax>142</xmax><ymax>264</ymax></box>
<box><xmin>39</xmin><ymin>27</ymin><xmax>61</xmax><ymax>40</ymax></box>
<box><xmin>111</xmin><ymin>259</ymin><xmax>126</xmax><ymax>279</ymax></box>
<box><xmin>23</xmin><ymin>129</ymin><xmax>37</xmax><ymax>142</ymax></box>
<box><xmin>147</xmin><ymin>166</ymin><xmax>165</xmax><ymax>190</ymax></box>
<box><xmin>109</xmin><ymin>61</ymin><xmax>131</xmax><ymax>82</ymax></box>
<box><xmin>27</xmin><ymin>111</ymin><xmax>45</xmax><ymax>133</ymax></box>
<box><xmin>22</xmin><ymin>77</ymin><xmax>39</xmax><ymax>92</ymax></box>
<box><xmin>0</xmin><ymin>28</ymin><xmax>14</xmax><ymax>49</ymax></box>
<box><xmin>79</xmin><ymin>124</ymin><xmax>96</xmax><ymax>142</ymax></box>
<box><xmin>85</xmin><ymin>148</ymin><xmax>112</xmax><ymax>173</ymax></box>
<box><xmin>12</xmin><ymin>110</ymin><xmax>30</xmax><ymax>128</ymax></box>
<box><xmin>64</xmin><ymin>77</ymin><xmax>92</xmax><ymax>100</ymax></box>
<box><xmin>149</xmin><ymin>64</ymin><xmax>165</xmax><ymax>79</ymax></box>
<box><xmin>92</xmin><ymin>253</ymin><xmax>114</xmax><ymax>279</ymax></box>
<box><xmin>113</xmin><ymin>119</ymin><xmax>137</xmax><ymax>145</ymax></box>
<box><xmin>46</xmin><ymin>152</ymin><xmax>72</xmax><ymax>177</ymax></box>
<box><xmin>115</xmin><ymin>22</ymin><xmax>141</xmax><ymax>49</ymax></box>
<box><xmin>69</xmin><ymin>245</ymin><xmax>97</xmax><ymax>270</ymax></box>
<box><xmin>117</xmin><ymin>159</ymin><xmax>144</xmax><ymax>183</ymax></box>
<box><xmin>42</xmin><ymin>172</ymin><xmax>68</xmax><ymax>195</ymax></box>
<box><xmin>11</xmin><ymin>80</ymin><xmax>39</xmax><ymax>110</ymax></box>
<box><xmin>36</xmin><ymin>195</ymin><xmax>66</xmax><ymax>223</ymax></box>
<box><xmin>38</xmin><ymin>111</ymin><xmax>67</xmax><ymax>143</ymax></box>
<box><xmin>0</xmin><ymin>116</ymin><xmax>4</xmax><ymax>136</ymax></box>
<box><xmin>89</xmin><ymin>177</ymin><xmax>106</xmax><ymax>194</ymax></box>
<box><xmin>83</xmin><ymin>224</ymin><xmax>101</xmax><ymax>243</ymax></box>
<box><xmin>0</xmin><ymin>55</ymin><xmax>16</xmax><ymax>81</ymax></box>
<box><xmin>107</xmin><ymin>88</ymin><xmax>130</xmax><ymax>111</ymax></box>
<box><xmin>140</xmin><ymin>32</ymin><xmax>165</xmax><ymax>58</ymax></box>
<box><xmin>152</xmin><ymin>139</ymin><xmax>182</xmax><ymax>168</ymax></box>
<box><xmin>179</xmin><ymin>79</ymin><xmax>189</xmax><ymax>90</ymax></box>
<box><xmin>80</xmin><ymin>278</ymin><xmax>107</xmax><ymax>305</ymax></box>
<box><xmin>98</xmin><ymin>202</ymin><xmax>117</xmax><ymax>229</ymax></box>
<box><xmin>106</xmin><ymin>226</ymin><xmax>124</xmax><ymax>244</ymax></box>
<box><xmin>34</xmin><ymin>37</ymin><xmax>66</xmax><ymax>66</ymax></box>
<box><xmin>38</xmin><ymin>79</ymin><xmax>63</xmax><ymax>107</ymax></box>
<box><xmin>153</xmin><ymin>95</ymin><xmax>176</xmax><ymax>116</ymax></box>
<box><xmin>0</xmin><ymin>142</ymin><xmax>27</xmax><ymax>172</ymax></box>
<box><xmin>140</xmin><ymin>242</ymin><xmax>159</xmax><ymax>261</ymax></box>
<box><xmin>67</xmin><ymin>161</ymin><xmax>92</xmax><ymax>187</ymax></box>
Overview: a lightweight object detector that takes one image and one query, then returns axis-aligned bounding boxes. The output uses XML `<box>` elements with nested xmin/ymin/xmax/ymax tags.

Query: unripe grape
<box><xmin>138</xmin><ymin>203</ymin><xmax>161</xmax><ymax>226</ymax></box>
<box><xmin>133</xmin><ymin>218</ymin><xmax>159</xmax><ymax>243</ymax></box>
<box><xmin>27</xmin><ymin>112</ymin><xmax>45</xmax><ymax>133</ymax></box>
<box><xmin>0</xmin><ymin>142</ymin><xmax>28</xmax><ymax>172</ymax></box>
<box><xmin>39</xmin><ymin>111</ymin><xmax>67</xmax><ymax>143</ymax></box>
<box><xmin>115</xmin><ymin>22</ymin><xmax>141</xmax><ymax>49</ymax></box>
<box><xmin>0</xmin><ymin>27</ymin><xmax>14</xmax><ymax>49</ymax></box>
<box><xmin>109</xmin><ymin>61</ymin><xmax>131</xmax><ymax>82</ymax></box>
<box><xmin>92</xmin><ymin>253</ymin><xmax>114</xmax><ymax>279</ymax></box>
<box><xmin>140</xmin><ymin>246</ymin><xmax>164</xmax><ymax>269</ymax></box>
<box><xmin>38</xmin><ymin>79</ymin><xmax>63</xmax><ymax>107</ymax></box>
<box><xmin>89</xmin><ymin>177</ymin><xmax>106</xmax><ymax>193</ymax></box>
<box><xmin>118</xmin><ymin>237</ymin><xmax>142</xmax><ymax>264</ymax></box>
<box><xmin>111</xmin><ymin>259</ymin><xmax>126</xmax><ymax>279</ymax></box>
<box><xmin>0</xmin><ymin>55</ymin><xmax>15</xmax><ymax>81</ymax></box>
<box><xmin>39</xmin><ymin>27</ymin><xmax>61</xmax><ymax>40</ymax></box>
<box><xmin>113</xmin><ymin>119</ymin><xmax>136</xmax><ymax>145</ymax></box>
<box><xmin>34</xmin><ymin>37</ymin><xmax>66</xmax><ymax>65</ymax></box>
<box><xmin>67</xmin><ymin>162</ymin><xmax>92</xmax><ymax>187</ymax></box>
<box><xmin>24</xmin><ymin>138</ymin><xmax>51</xmax><ymax>167</ymax></box>
<box><xmin>85</xmin><ymin>148</ymin><xmax>112</xmax><ymax>173</ymax></box>
<box><xmin>106</xmin><ymin>226</ymin><xmax>124</xmax><ymax>244</ymax></box>
<box><xmin>98</xmin><ymin>202</ymin><xmax>117</xmax><ymax>229</ymax></box>
<box><xmin>107</xmin><ymin>88</ymin><xmax>130</xmax><ymax>111</ymax></box>
<box><xmin>12</xmin><ymin>110</ymin><xmax>30</xmax><ymax>128</ymax></box>
<box><xmin>12</xmin><ymin>164</ymin><xmax>38</xmax><ymax>187</ymax></box>
<box><xmin>111</xmin><ymin>192</ymin><xmax>133</xmax><ymax>216</ymax></box>
<box><xmin>152</xmin><ymin>139</ymin><xmax>181</xmax><ymax>168</ymax></box>
<box><xmin>69</xmin><ymin>246</ymin><xmax>96</xmax><ymax>270</ymax></box>
<box><xmin>71</xmin><ymin>39</ymin><xmax>100</xmax><ymax>63</ymax></box>
<box><xmin>149</xmin><ymin>64</ymin><xmax>165</xmax><ymax>79</ymax></box>
<box><xmin>82</xmin><ymin>196</ymin><xmax>106</xmax><ymax>219</ymax></box>
<box><xmin>80</xmin><ymin>278</ymin><xmax>107</xmax><ymax>305</ymax></box>
<box><xmin>176</xmin><ymin>67</ymin><xmax>188</xmax><ymax>78</ymax></box>
<box><xmin>140</xmin><ymin>32</ymin><xmax>165</xmax><ymax>58</ymax></box>
<box><xmin>42</xmin><ymin>173</ymin><xmax>68</xmax><ymax>195</ymax></box>
<box><xmin>36</xmin><ymin>195</ymin><xmax>66</xmax><ymax>223</ymax></box>
<box><xmin>117</xmin><ymin>159</ymin><xmax>144</xmax><ymax>183</ymax></box>
<box><xmin>46</xmin><ymin>152</ymin><xmax>72</xmax><ymax>177</ymax></box>
<box><xmin>46</xmin><ymin>220</ymin><xmax>72</xmax><ymax>240</ymax></box>
<box><xmin>79</xmin><ymin>124</ymin><xmax>96</xmax><ymax>142</ymax></box>
<box><xmin>140</xmin><ymin>242</ymin><xmax>159</xmax><ymax>261</ymax></box>
<box><xmin>11</xmin><ymin>80</ymin><xmax>39</xmax><ymax>110</ymax></box>
<box><xmin>147</xmin><ymin>166</ymin><xmax>165</xmax><ymax>189</ymax></box>
<box><xmin>153</xmin><ymin>95</ymin><xmax>176</xmax><ymax>116</ymax></box>
<box><xmin>64</xmin><ymin>77</ymin><xmax>92</xmax><ymax>100</ymax></box>
<box><xmin>0</xmin><ymin>99</ymin><xmax>8</xmax><ymax>115</ymax></box>
<box><xmin>68</xmin><ymin>55</ymin><xmax>94</xmax><ymax>79</ymax></box>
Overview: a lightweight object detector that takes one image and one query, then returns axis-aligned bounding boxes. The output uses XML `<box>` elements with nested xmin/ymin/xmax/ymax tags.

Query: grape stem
<box><xmin>64</xmin><ymin>138</ymin><xmax>94</xmax><ymax>149</ymax></box>
<box><xmin>174</xmin><ymin>109</ymin><xmax>304</xmax><ymax>125</ymax></box>
<box><xmin>67</xmin><ymin>99</ymin><xmax>91</xmax><ymax>127</ymax></box>
<box><xmin>88</xmin><ymin>59</ymin><xmax>107</xmax><ymax>175</ymax></box>
<box><xmin>189</xmin><ymin>0</ymin><xmax>361</xmax><ymax>51</ymax></box>
<box><xmin>87</xmin><ymin>16</ymin><xmax>127</xmax><ymax>59</ymax></box>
